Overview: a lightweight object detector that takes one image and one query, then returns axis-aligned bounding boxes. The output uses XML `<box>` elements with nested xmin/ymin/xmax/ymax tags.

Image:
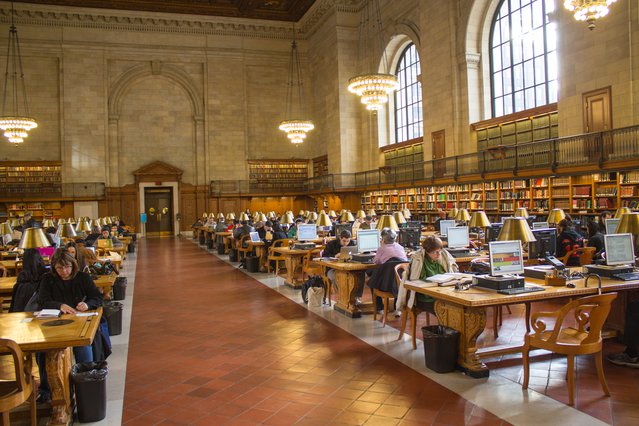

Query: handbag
<box><xmin>24</xmin><ymin>291</ymin><xmax>40</xmax><ymax>312</ymax></box>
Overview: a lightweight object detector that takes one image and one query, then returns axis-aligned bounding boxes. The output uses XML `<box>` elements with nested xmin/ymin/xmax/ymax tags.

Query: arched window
<box><xmin>490</xmin><ymin>0</ymin><xmax>557</xmax><ymax>117</ymax></box>
<box><xmin>394</xmin><ymin>43</ymin><xmax>423</xmax><ymax>143</ymax></box>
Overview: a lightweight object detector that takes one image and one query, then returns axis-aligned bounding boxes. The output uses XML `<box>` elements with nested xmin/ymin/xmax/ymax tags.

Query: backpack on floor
<box><xmin>301</xmin><ymin>275</ymin><xmax>325</xmax><ymax>304</ymax></box>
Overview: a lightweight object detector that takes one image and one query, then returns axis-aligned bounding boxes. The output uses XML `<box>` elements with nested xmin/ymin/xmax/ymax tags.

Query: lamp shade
<box><xmin>547</xmin><ymin>208</ymin><xmax>566</xmax><ymax>224</ymax></box>
<box><xmin>448</xmin><ymin>207</ymin><xmax>459</xmax><ymax>219</ymax></box>
<box><xmin>239</xmin><ymin>212</ymin><xmax>250</xmax><ymax>221</ymax></box>
<box><xmin>76</xmin><ymin>218</ymin><xmax>92</xmax><ymax>233</ymax></box>
<box><xmin>614</xmin><ymin>207</ymin><xmax>632</xmax><ymax>219</ymax></box>
<box><xmin>498</xmin><ymin>217</ymin><xmax>537</xmax><ymax>243</ymax></box>
<box><xmin>217</xmin><ymin>212</ymin><xmax>224</xmax><ymax>219</ymax></box>
<box><xmin>257</xmin><ymin>213</ymin><xmax>268</xmax><ymax>223</ymax></box>
<box><xmin>90</xmin><ymin>219</ymin><xmax>101</xmax><ymax>229</ymax></box>
<box><xmin>19</xmin><ymin>227</ymin><xmax>51</xmax><ymax>249</ymax></box>
<box><xmin>58</xmin><ymin>223</ymin><xmax>77</xmax><ymax>238</ymax></box>
<box><xmin>455</xmin><ymin>208</ymin><xmax>471</xmax><ymax>222</ymax></box>
<box><xmin>393</xmin><ymin>211</ymin><xmax>406</xmax><ymax>225</ymax></box>
<box><xmin>308</xmin><ymin>212</ymin><xmax>318</xmax><ymax>221</ymax></box>
<box><xmin>0</xmin><ymin>222</ymin><xmax>12</xmax><ymax>235</ymax></box>
<box><xmin>298</xmin><ymin>210</ymin><xmax>305</xmax><ymax>216</ymax></box>
<box><xmin>469</xmin><ymin>211</ymin><xmax>491</xmax><ymax>228</ymax></box>
<box><xmin>281</xmin><ymin>212</ymin><xmax>295</xmax><ymax>224</ymax></box>
<box><xmin>514</xmin><ymin>207</ymin><xmax>529</xmax><ymax>219</ymax></box>
<box><xmin>367</xmin><ymin>209</ymin><xmax>377</xmax><ymax>217</ymax></box>
<box><xmin>67</xmin><ymin>217</ymin><xmax>76</xmax><ymax>224</ymax></box>
<box><xmin>316</xmin><ymin>212</ymin><xmax>332</xmax><ymax>227</ymax></box>
<box><xmin>202</xmin><ymin>212</ymin><xmax>208</xmax><ymax>219</ymax></box>
<box><xmin>328</xmin><ymin>210</ymin><xmax>337</xmax><ymax>218</ymax></box>
<box><xmin>376</xmin><ymin>215</ymin><xmax>399</xmax><ymax>232</ymax></box>
<box><xmin>356</xmin><ymin>210</ymin><xmax>366</xmax><ymax>219</ymax></box>
<box><xmin>42</xmin><ymin>219</ymin><xmax>55</xmax><ymax>228</ymax></box>
<box><xmin>339</xmin><ymin>211</ymin><xmax>355</xmax><ymax>223</ymax></box>
<box><xmin>617</xmin><ymin>213</ymin><xmax>639</xmax><ymax>236</ymax></box>
<box><xmin>226</xmin><ymin>213</ymin><xmax>236</xmax><ymax>221</ymax></box>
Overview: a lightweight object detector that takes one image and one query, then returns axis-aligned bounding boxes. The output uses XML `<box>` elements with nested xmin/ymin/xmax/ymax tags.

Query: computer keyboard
<box><xmin>497</xmin><ymin>286</ymin><xmax>546</xmax><ymax>295</ymax></box>
<box><xmin>612</xmin><ymin>272</ymin><xmax>639</xmax><ymax>281</ymax></box>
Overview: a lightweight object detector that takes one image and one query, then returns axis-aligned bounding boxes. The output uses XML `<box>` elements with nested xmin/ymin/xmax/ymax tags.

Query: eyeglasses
<box><xmin>54</xmin><ymin>264</ymin><xmax>72</xmax><ymax>271</ymax></box>
<box><xmin>428</xmin><ymin>250</ymin><xmax>442</xmax><ymax>256</ymax></box>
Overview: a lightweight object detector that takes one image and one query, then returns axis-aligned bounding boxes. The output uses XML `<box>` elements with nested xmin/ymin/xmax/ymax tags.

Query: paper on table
<box><xmin>76</xmin><ymin>312</ymin><xmax>99</xmax><ymax>317</ymax></box>
<box><xmin>426</xmin><ymin>273</ymin><xmax>474</xmax><ymax>283</ymax></box>
<box><xmin>36</xmin><ymin>309</ymin><xmax>61</xmax><ymax>319</ymax></box>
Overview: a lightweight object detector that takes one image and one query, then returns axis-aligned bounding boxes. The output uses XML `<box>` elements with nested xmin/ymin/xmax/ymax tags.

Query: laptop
<box><xmin>340</xmin><ymin>246</ymin><xmax>357</xmax><ymax>257</ymax></box>
<box><xmin>249</xmin><ymin>231</ymin><xmax>261</xmax><ymax>243</ymax></box>
<box><xmin>97</xmin><ymin>239</ymin><xmax>113</xmax><ymax>248</ymax></box>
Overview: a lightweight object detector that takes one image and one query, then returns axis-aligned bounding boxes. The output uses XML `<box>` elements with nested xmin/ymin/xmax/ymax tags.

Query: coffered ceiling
<box><xmin>16</xmin><ymin>0</ymin><xmax>318</xmax><ymax>21</ymax></box>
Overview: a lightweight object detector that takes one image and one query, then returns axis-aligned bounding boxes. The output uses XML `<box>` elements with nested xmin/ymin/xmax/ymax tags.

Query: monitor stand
<box><xmin>584</xmin><ymin>264</ymin><xmax>634</xmax><ymax>278</ymax></box>
<box><xmin>447</xmin><ymin>247</ymin><xmax>470</xmax><ymax>257</ymax></box>
<box><xmin>473</xmin><ymin>275</ymin><xmax>525</xmax><ymax>291</ymax></box>
<box><xmin>352</xmin><ymin>253</ymin><xmax>375</xmax><ymax>263</ymax></box>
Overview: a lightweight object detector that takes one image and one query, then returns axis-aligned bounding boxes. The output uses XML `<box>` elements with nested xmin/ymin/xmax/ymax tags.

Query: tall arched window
<box><xmin>490</xmin><ymin>0</ymin><xmax>557</xmax><ymax>117</ymax></box>
<box><xmin>394</xmin><ymin>43</ymin><xmax>423</xmax><ymax>143</ymax></box>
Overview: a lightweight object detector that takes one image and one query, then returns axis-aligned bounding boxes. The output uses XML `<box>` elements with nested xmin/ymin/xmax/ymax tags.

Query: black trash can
<box><xmin>217</xmin><ymin>242</ymin><xmax>226</xmax><ymax>254</ymax></box>
<box><xmin>228</xmin><ymin>248</ymin><xmax>238</xmax><ymax>262</ymax></box>
<box><xmin>198</xmin><ymin>233</ymin><xmax>205</xmax><ymax>245</ymax></box>
<box><xmin>422</xmin><ymin>325</ymin><xmax>460</xmax><ymax>373</ymax></box>
<box><xmin>113</xmin><ymin>277</ymin><xmax>127</xmax><ymax>301</ymax></box>
<box><xmin>71</xmin><ymin>361</ymin><xmax>108</xmax><ymax>423</ymax></box>
<box><xmin>127</xmin><ymin>242</ymin><xmax>135</xmax><ymax>253</ymax></box>
<box><xmin>207</xmin><ymin>237</ymin><xmax>214</xmax><ymax>249</ymax></box>
<box><xmin>246</xmin><ymin>256</ymin><xmax>260</xmax><ymax>273</ymax></box>
<box><xmin>104</xmin><ymin>301</ymin><xmax>123</xmax><ymax>336</ymax></box>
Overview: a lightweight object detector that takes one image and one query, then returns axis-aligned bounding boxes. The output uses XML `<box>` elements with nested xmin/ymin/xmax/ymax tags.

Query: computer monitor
<box><xmin>532</xmin><ymin>221</ymin><xmax>549</xmax><ymax>230</ymax></box>
<box><xmin>605</xmin><ymin>218</ymin><xmax>621</xmax><ymax>235</ymax></box>
<box><xmin>357</xmin><ymin>229</ymin><xmax>380</xmax><ymax>253</ymax></box>
<box><xmin>447</xmin><ymin>226</ymin><xmax>469</xmax><ymax>249</ymax></box>
<box><xmin>604</xmin><ymin>233</ymin><xmax>635</xmax><ymax>266</ymax></box>
<box><xmin>528</xmin><ymin>228</ymin><xmax>557</xmax><ymax>258</ymax></box>
<box><xmin>296</xmin><ymin>224</ymin><xmax>318</xmax><ymax>241</ymax></box>
<box><xmin>489</xmin><ymin>240</ymin><xmax>525</xmax><ymax>276</ymax></box>
<box><xmin>439</xmin><ymin>220</ymin><xmax>456</xmax><ymax>237</ymax></box>
<box><xmin>334</xmin><ymin>223</ymin><xmax>352</xmax><ymax>237</ymax></box>
<box><xmin>249</xmin><ymin>231</ymin><xmax>261</xmax><ymax>243</ymax></box>
<box><xmin>406</xmin><ymin>220</ymin><xmax>421</xmax><ymax>229</ymax></box>
<box><xmin>399</xmin><ymin>228</ymin><xmax>421</xmax><ymax>249</ymax></box>
<box><xmin>487</xmin><ymin>223</ymin><xmax>503</xmax><ymax>242</ymax></box>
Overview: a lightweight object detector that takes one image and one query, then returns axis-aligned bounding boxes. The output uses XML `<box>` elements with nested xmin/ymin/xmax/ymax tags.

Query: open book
<box><xmin>425</xmin><ymin>273</ymin><xmax>474</xmax><ymax>286</ymax></box>
<box><xmin>36</xmin><ymin>309</ymin><xmax>61</xmax><ymax>319</ymax></box>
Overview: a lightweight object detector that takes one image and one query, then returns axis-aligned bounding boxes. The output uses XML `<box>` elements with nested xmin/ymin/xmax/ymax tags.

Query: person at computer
<box><xmin>433</xmin><ymin>209</ymin><xmax>447</xmax><ymax>232</ymax></box>
<box><xmin>351</xmin><ymin>216</ymin><xmax>362</xmax><ymax>238</ymax></box>
<box><xmin>323</xmin><ymin>230</ymin><xmax>362</xmax><ymax>300</ymax></box>
<box><xmin>85</xmin><ymin>225</ymin><xmax>101</xmax><ymax>247</ymax></box>
<box><xmin>398</xmin><ymin>235</ymin><xmax>458</xmax><ymax>316</ymax></box>
<box><xmin>23</xmin><ymin>212</ymin><xmax>38</xmax><ymax>229</ymax></box>
<box><xmin>94</xmin><ymin>228</ymin><xmax>123</xmax><ymax>248</ymax></box>
<box><xmin>556</xmin><ymin>219</ymin><xmax>584</xmax><ymax>266</ymax></box>
<box><xmin>287</xmin><ymin>218</ymin><xmax>303</xmax><ymax>238</ymax></box>
<box><xmin>373</xmin><ymin>229</ymin><xmax>408</xmax><ymax>265</ymax></box>
<box><xmin>599</xmin><ymin>210</ymin><xmax>612</xmax><ymax>234</ymax></box>
<box><xmin>586</xmin><ymin>220</ymin><xmax>605</xmax><ymax>260</ymax></box>
<box><xmin>360</xmin><ymin>216</ymin><xmax>373</xmax><ymax>230</ymax></box>
<box><xmin>607</xmin><ymin>300</ymin><xmax>639</xmax><ymax>368</ymax></box>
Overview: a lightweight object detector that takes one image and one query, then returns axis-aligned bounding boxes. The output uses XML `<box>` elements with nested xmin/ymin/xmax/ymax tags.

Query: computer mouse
<box><xmin>566</xmin><ymin>283</ymin><xmax>576</xmax><ymax>288</ymax></box>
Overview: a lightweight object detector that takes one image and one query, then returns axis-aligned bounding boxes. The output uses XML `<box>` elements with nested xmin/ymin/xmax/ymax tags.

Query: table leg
<box><xmin>332</xmin><ymin>270</ymin><xmax>368</xmax><ymax>318</ymax></box>
<box><xmin>284</xmin><ymin>255</ymin><xmax>303</xmax><ymax>288</ymax></box>
<box><xmin>435</xmin><ymin>301</ymin><xmax>489</xmax><ymax>378</ymax></box>
<box><xmin>46</xmin><ymin>348</ymin><xmax>73</xmax><ymax>426</ymax></box>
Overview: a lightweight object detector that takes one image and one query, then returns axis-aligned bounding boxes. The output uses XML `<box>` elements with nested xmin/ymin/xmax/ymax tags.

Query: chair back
<box><xmin>394</xmin><ymin>262</ymin><xmax>410</xmax><ymax>289</ymax></box>
<box><xmin>559</xmin><ymin>246</ymin><xmax>595</xmax><ymax>266</ymax></box>
<box><xmin>0</xmin><ymin>265</ymin><xmax>7</xmax><ymax>277</ymax></box>
<box><xmin>0</xmin><ymin>338</ymin><xmax>32</xmax><ymax>412</ymax></box>
<box><xmin>268</xmin><ymin>239</ymin><xmax>290</xmax><ymax>256</ymax></box>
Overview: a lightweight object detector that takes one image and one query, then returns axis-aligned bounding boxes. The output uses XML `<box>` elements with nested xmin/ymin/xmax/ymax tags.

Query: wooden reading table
<box><xmin>271</xmin><ymin>246</ymin><xmax>314</xmax><ymax>288</ymax></box>
<box><xmin>317</xmin><ymin>259</ymin><xmax>378</xmax><ymax>318</ymax></box>
<box><xmin>405</xmin><ymin>274</ymin><xmax>639</xmax><ymax>378</ymax></box>
<box><xmin>0</xmin><ymin>309</ymin><xmax>102</xmax><ymax>425</ymax></box>
<box><xmin>215</xmin><ymin>231</ymin><xmax>232</xmax><ymax>253</ymax></box>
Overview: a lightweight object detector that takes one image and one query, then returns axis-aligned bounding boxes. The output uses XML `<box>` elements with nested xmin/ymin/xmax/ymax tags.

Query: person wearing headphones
<box><xmin>373</xmin><ymin>228</ymin><xmax>408</xmax><ymax>265</ymax></box>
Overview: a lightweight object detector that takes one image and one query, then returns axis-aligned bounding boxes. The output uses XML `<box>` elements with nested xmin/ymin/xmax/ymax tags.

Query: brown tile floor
<box><xmin>123</xmin><ymin>238</ymin><xmax>513</xmax><ymax>425</ymax></box>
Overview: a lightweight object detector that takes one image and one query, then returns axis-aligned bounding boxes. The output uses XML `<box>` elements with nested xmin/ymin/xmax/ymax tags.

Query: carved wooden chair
<box><xmin>395</xmin><ymin>263</ymin><xmax>438</xmax><ymax>350</ymax></box>
<box><xmin>302</xmin><ymin>247</ymin><xmax>324</xmax><ymax>279</ymax></box>
<box><xmin>0</xmin><ymin>338</ymin><xmax>36</xmax><ymax>425</ymax></box>
<box><xmin>559</xmin><ymin>246</ymin><xmax>595</xmax><ymax>267</ymax></box>
<box><xmin>266</xmin><ymin>239</ymin><xmax>292</xmax><ymax>275</ymax></box>
<box><xmin>236</xmin><ymin>235</ymin><xmax>252</xmax><ymax>261</ymax></box>
<box><xmin>522</xmin><ymin>292</ymin><xmax>617</xmax><ymax>406</ymax></box>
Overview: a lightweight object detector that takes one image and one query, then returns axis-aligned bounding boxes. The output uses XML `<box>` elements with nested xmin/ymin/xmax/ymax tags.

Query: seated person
<box><xmin>93</xmin><ymin>228</ymin><xmax>123</xmax><ymax>248</ymax></box>
<box><xmin>556</xmin><ymin>219</ymin><xmax>584</xmax><ymax>266</ymax></box>
<box><xmin>85</xmin><ymin>225</ymin><xmax>102</xmax><ymax>246</ymax></box>
<box><xmin>599</xmin><ymin>210</ymin><xmax>612</xmax><ymax>234</ymax></box>
<box><xmin>368</xmin><ymin>229</ymin><xmax>408</xmax><ymax>311</ymax></box>
<box><xmin>66</xmin><ymin>240</ymin><xmax>87</xmax><ymax>272</ymax></box>
<box><xmin>433</xmin><ymin>209</ymin><xmax>447</xmax><ymax>232</ymax></box>
<box><xmin>270</xmin><ymin>223</ymin><xmax>288</xmax><ymax>242</ymax></box>
<box><xmin>360</xmin><ymin>216</ymin><xmax>373</xmax><ymax>230</ymax></box>
<box><xmin>111</xmin><ymin>223</ymin><xmax>126</xmax><ymax>236</ymax></box>
<box><xmin>323</xmin><ymin>230</ymin><xmax>364</xmax><ymax>302</ymax></box>
<box><xmin>398</xmin><ymin>235</ymin><xmax>458</xmax><ymax>316</ymax></box>
<box><xmin>373</xmin><ymin>228</ymin><xmax>408</xmax><ymax>265</ymax></box>
<box><xmin>287</xmin><ymin>218</ymin><xmax>303</xmax><ymax>238</ymax></box>
<box><xmin>586</xmin><ymin>220</ymin><xmax>605</xmax><ymax>260</ymax></box>
<box><xmin>608</xmin><ymin>299</ymin><xmax>639</xmax><ymax>368</ymax></box>
<box><xmin>233</xmin><ymin>220</ymin><xmax>253</xmax><ymax>246</ymax></box>
<box><xmin>256</xmin><ymin>221</ymin><xmax>268</xmax><ymax>240</ymax></box>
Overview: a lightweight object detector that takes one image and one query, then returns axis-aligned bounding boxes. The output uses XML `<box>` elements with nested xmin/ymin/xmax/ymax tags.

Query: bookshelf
<box><xmin>359</xmin><ymin>170</ymin><xmax>639</xmax><ymax>224</ymax></box>
<box><xmin>312</xmin><ymin>155</ymin><xmax>328</xmax><ymax>177</ymax></box>
<box><xmin>4</xmin><ymin>202</ymin><xmax>63</xmax><ymax>220</ymax></box>
<box><xmin>382</xmin><ymin>141</ymin><xmax>424</xmax><ymax>167</ymax></box>
<box><xmin>0</xmin><ymin>161</ymin><xmax>62</xmax><ymax>197</ymax></box>
<box><xmin>474</xmin><ymin>107</ymin><xmax>558</xmax><ymax>151</ymax></box>
<box><xmin>248</xmin><ymin>159</ymin><xmax>309</xmax><ymax>190</ymax></box>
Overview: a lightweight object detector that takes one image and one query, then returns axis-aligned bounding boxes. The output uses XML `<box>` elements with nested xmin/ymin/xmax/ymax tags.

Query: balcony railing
<box><xmin>210</xmin><ymin>125</ymin><xmax>639</xmax><ymax>194</ymax></box>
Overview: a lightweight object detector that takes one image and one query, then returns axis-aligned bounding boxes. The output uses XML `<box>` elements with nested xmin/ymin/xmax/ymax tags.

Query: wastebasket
<box><xmin>113</xmin><ymin>277</ymin><xmax>127</xmax><ymax>301</ymax></box>
<box><xmin>422</xmin><ymin>325</ymin><xmax>460</xmax><ymax>373</ymax></box>
<box><xmin>71</xmin><ymin>361</ymin><xmax>108</xmax><ymax>423</ymax></box>
<box><xmin>104</xmin><ymin>301</ymin><xmax>123</xmax><ymax>336</ymax></box>
<box><xmin>217</xmin><ymin>242</ymin><xmax>226</xmax><ymax>254</ymax></box>
<box><xmin>246</xmin><ymin>256</ymin><xmax>260</xmax><ymax>273</ymax></box>
<box><xmin>198</xmin><ymin>233</ymin><xmax>205</xmax><ymax>245</ymax></box>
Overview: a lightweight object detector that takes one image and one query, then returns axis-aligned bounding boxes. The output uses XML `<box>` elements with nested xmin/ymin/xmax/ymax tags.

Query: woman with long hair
<box><xmin>9</xmin><ymin>248</ymin><xmax>47</xmax><ymax>312</ymax></box>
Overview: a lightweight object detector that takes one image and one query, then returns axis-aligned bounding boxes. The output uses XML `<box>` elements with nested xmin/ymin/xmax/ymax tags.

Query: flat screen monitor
<box><xmin>406</xmin><ymin>220</ymin><xmax>421</xmax><ymax>229</ymax></box>
<box><xmin>487</xmin><ymin>223</ymin><xmax>503</xmax><ymax>242</ymax></box>
<box><xmin>528</xmin><ymin>228</ymin><xmax>557</xmax><ymax>258</ymax></box>
<box><xmin>439</xmin><ymin>220</ymin><xmax>456</xmax><ymax>237</ymax></box>
<box><xmin>334</xmin><ymin>223</ymin><xmax>352</xmax><ymax>237</ymax></box>
<box><xmin>605</xmin><ymin>218</ymin><xmax>621</xmax><ymax>235</ymax></box>
<box><xmin>399</xmin><ymin>228</ymin><xmax>421</xmax><ymax>249</ymax></box>
<box><xmin>604</xmin><ymin>233</ymin><xmax>635</xmax><ymax>266</ymax></box>
<box><xmin>489</xmin><ymin>240</ymin><xmax>524</xmax><ymax>276</ymax></box>
<box><xmin>532</xmin><ymin>221</ymin><xmax>549</xmax><ymax>230</ymax></box>
<box><xmin>447</xmin><ymin>226</ymin><xmax>469</xmax><ymax>248</ymax></box>
<box><xmin>296</xmin><ymin>224</ymin><xmax>318</xmax><ymax>241</ymax></box>
<box><xmin>249</xmin><ymin>231</ymin><xmax>261</xmax><ymax>243</ymax></box>
<box><xmin>357</xmin><ymin>229</ymin><xmax>380</xmax><ymax>253</ymax></box>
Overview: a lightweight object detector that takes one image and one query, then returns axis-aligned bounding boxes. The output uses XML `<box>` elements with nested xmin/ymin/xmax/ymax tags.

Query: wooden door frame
<box><xmin>139</xmin><ymin>182</ymin><xmax>180</xmax><ymax>236</ymax></box>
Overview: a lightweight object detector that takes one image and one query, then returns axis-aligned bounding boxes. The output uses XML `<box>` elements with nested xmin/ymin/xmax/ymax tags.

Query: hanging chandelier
<box><xmin>564</xmin><ymin>0</ymin><xmax>618</xmax><ymax>30</ymax></box>
<box><xmin>0</xmin><ymin>2</ymin><xmax>37</xmax><ymax>144</ymax></box>
<box><xmin>279</xmin><ymin>37</ymin><xmax>314</xmax><ymax>144</ymax></box>
<box><xmin>348</xmin><ymin>0</ymin><xmax>398</xmax><ymax>111</ymax></box>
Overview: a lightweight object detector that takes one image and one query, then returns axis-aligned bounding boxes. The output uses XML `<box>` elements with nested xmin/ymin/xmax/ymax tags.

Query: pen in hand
<box><xmin>76</xmin><ymin>296</ymin><xmax>87</xmax><ymax>312</ymax></box>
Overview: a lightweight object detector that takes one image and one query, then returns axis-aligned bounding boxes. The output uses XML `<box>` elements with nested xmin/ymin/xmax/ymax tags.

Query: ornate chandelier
<box><xmin>0</xmin><ymin>3</ymin><xmax>37</xmax><ymax>144</ymax></box>
<box><xmin>348</xmin><ymin>0</ymin><xmax>398</xmax><ymax>111</ymax></box>
<box><xmin>564</xmin><ymin>0</ymin><xmax>618</xmax><ymax>30</ymax></box>
<box><xmin>279</xmin><ymin>38</ymin><xmax>314</xmax><ymax>144</ymax></box>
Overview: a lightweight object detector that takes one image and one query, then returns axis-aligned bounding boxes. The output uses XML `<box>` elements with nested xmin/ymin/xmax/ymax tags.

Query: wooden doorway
<box><xmin>144</xmin><ymin>187</ymin><xmax>173</xmax><ymax>236</ymax></box>
<box><xmin>432</xmin><ymin>130</ymin><xmax>446</xmax><ymax>178</ymax></box>
<box><xmin>583</xmin><ymin>87</ymin><xmax>613</xmax><ymax>161</ymax></box>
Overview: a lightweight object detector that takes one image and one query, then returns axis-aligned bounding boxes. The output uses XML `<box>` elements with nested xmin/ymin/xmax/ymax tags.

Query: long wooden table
<box><xmin>0</xmin><ymin>309</ymin><xmax>102</xmax><ymax>425</ymax></box>
<box><xmin>271</xmin><ymin>246</ymin><xmax>313</xmax><ymax>288</ymax></box>
<box><xmin>405</xmin><ymin>275</ymin><xmax>639</xmax><ymax>378</ymax></box>
<box><xmin>318</xmin><ymin>259</ymin><xmax>378</xmax><ymax>318</ymax></box>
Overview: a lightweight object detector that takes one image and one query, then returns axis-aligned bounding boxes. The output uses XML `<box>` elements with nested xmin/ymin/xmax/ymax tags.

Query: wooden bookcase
<box><xmin>248</xmin><ymin>159</ymin><xmax>309</xmax><ymax>190</ymax></box>
<box><xmin>0</xmin><ymin>161</ymin><xmax>62</xmax><ymax>197</ymax></box>
<box><xmin>382</xmin><ymin>140</ymin><xmax>424</xmax><ymax>167</ymax></box>
<box><xmin>4</xmin><ymin>202</ymin><xmax>63</xmax><ymax>220</ymax></box>
<box><xmin>312</xmin><ymin>155</ymin><xmax>328</xmax><ymax>177</ymax></box>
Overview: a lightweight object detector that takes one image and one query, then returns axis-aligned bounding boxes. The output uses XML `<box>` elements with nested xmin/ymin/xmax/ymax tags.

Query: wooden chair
<box><xmin>267</xmin><ymin>239</ymin><xmax>292</xmax><ymax>275</ymax></box>
<box><xmin>522</xmin><ymin>293</ymin><xmax>617</xmax><ymax>406</ymax></box>
<box><xmin>236</xmin><ymin>235</ymin><xmax>252</xmax><ymax>261</ymax></box>
<box><xmin>559</xmin><ymin>246</ymin><xmax>595</xmax><ymax>267</ymax></box>
<box><xmin>373</xmin><ymin>288</ymin><xmax>395</xmax><ymax>327</ymax></box>
<box><xmin>396</xmin><ymin>263</ymin><xmax>438</xmax><ymax>350</ymax></box>
<box><xmin>301</xmin><ymin>247</ymin><xmax>323</xmax><ymax>279</ymax></box>
<box><xmin>0</xmin><ymin>338</ymin><xmax>36</xmax><ymax>425</ymax></box>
